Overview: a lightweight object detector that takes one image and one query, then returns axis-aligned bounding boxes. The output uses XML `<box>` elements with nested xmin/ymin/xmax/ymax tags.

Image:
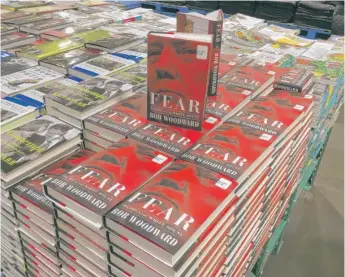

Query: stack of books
<box><xmin>43</xmin><ymin>138</ymin><xmax>173</xmax><ymax>276</ymax></box>
<box><xmin>10</xmin><ymin>149</ymin><xmax>95</xmax><ymax>277</ymax></box>
<box><xmin>1</xmin><ymin>189</ymin><xmax>26</xmax><ymax>277</ymax></box>
<box><xmin>1</xmin><ymin>96</ymin><xmax>40</xmax><ymax>133</ymax></box>
<box><xmin>44</xmin><ymin>74</ymin><xmax>137</xmax><ymax>129</ymax></box>
<box><xmin>1</xmin><ymin>115</ymin><xmax>81</xmax><ymax>189</ymax></box>
<box><xmin>83</xmin><ymin>91</ymin><xmax>148</xmax><ymax>151</ymax></box>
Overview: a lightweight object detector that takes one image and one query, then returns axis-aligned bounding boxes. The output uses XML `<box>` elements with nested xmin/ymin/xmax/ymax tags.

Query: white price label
<box><xmin>293</xmin><ymin>104</ymin><xmax>304</xmax><ymax>111</ymax></box>
<box><xmin>259</xmin><ymin>133</ymin><xmax>272</xmax><ymax>141</ymax></box>
<box><xmin>196</xmin><ymin>45</ymin><xmax>208</xmax><ymax>60</ymax></box>
<box><xmin>304</xmin><ymin>95</ymin><xmax>313</xmax><ymax>99</ymax></box>
<box><xmin>268</xmin><ymin>70</ymin><xmax>276</xmax><ymax>75</ymax></box>
<box><xmin>242</xmin><ymin>90</ymin><xmax>252</xmax><ymax>95</ymax></box>
<box><xmin>152</xmin><ymin>154</ymin><xmax>168</xmax><ymax>164</ymax></box>
<box><xmin>215</xmin><ymin>178</ymin><xmax>232</xmax><ymax>190</ymax></box>
<box><xmin>205</xmin><ymin>116</ymin><xmax>218</xmax><ymax>124</ymax></box>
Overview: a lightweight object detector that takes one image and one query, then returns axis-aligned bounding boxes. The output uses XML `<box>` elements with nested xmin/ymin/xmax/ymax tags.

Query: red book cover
<box><xmin>181</xmin><ymin>122</ymin><xmax>277</xmax><ymax>181</ymax></box>
<box><xmin>147</xmin><ymin>32</ymin><xmax>213</xmax><ymax>131</ymax></box>
<box><xmin>43</xmin><ymin>138</ymin><xmax>172</xmax><ymax>218</ymax></box>
<box><xmin>176</xmin><ymin>10</ymin><xmax>223</xmax><ymax>96</ymax></box>
<box><xmin>84</xmin><ymin>92</ymin><xmax>148</xmax><ymax>138</ymax></box>
<box><xmin>206</xmin><ymin>84</ymin><xmax>252</xmax><ymax>119</ymax></box>
<box><xmin>227</xmin><ymin>96</ymin><xmax>313</xmax><ymax>136</ymax></box>
<box><xmin>218</xmin><ymin>53</ymin><xmax>253</xmax><ymax>78</ymax></box>
<box><xmin>11</xmin><ymin>149</ymin><xmax>94</xmax><ymax>214</ymax></box>
<box><xmin>219</xmin><ymin>65</ymin><xmax>274</xmax><ymax>92</ymax></box>
<box><xmin>106</xmin><ymin>160</ymin><xmax>238</xmax><ymax>257</ymax></box>
<box><xmin>129</xmin><ymin>114</ymin><xmax>219</xmax><ymax>157</ymax></box>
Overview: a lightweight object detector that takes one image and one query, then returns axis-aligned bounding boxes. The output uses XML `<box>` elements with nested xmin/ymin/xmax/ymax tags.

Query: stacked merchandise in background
<box><xmin>219</xmin><ymin>0</ymin><xmax>256</xmax><ymax>16</ymax></box>
<box><xmin>185</xmin><ymin>1</ymin><xmax>219</xmax><ymax>11</ymax></box>
<box><xmin>331</xmin><ymin>2</ymin><xmax>344</xmax><ymax>35</ymax></box>
<box><xmin>294</xmin><ymin>1</ymin><xmax>336</xmax><ymax>30</ymax></box>
<box><xmin>254</xmin><ymin>1</ymin><xmax>297</xmax><ymax>23</ymax></box>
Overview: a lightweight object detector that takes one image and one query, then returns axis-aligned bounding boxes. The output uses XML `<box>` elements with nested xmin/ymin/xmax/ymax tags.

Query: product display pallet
<box><xmin>141</xmin><ymin>1</ymin><xmax>189</xmax><ymax>14</ymax></box>
<box><xmin>249</xmin><ymin>125</ymin><xmax>335</xmax><ymax>277</ymax></box>
<box><xmin>107</xmin><ymin>0</ymin><xmax>142</xmax><ymax>10</ymax></box>
<box><xmin>140</xmin><ymin>1</ymin><xmax>230</xmax><ymax>17</ymax></box>
<box><xmin>252</xmin><ymin>219</ymin><xmax>288</xmax><ymax>277</ymax></box>
<box><xmin>304</xmin><ymin>128</ymin><xmax>333</xmax><ymax>191</ymax></box>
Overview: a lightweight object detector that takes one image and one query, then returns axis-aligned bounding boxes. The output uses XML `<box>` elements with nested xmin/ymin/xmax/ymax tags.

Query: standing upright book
<box><xmin>177</xmin><ymin>10</ymin><xmax>223</xmax><ymax>96</ymax></box>
<box><xmin>43</xmin><ymin>138</ymin><xmax>173</xmax><ymax>229</ymax></box>
<box><xmin>147</xmin><ymin>32</ymin><xmax>213</xmax><ymax>131</ymax></box>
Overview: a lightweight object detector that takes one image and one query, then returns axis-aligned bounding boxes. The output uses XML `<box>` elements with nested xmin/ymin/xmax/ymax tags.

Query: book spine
<box><xmin>208</xmin><ymin>20</ymin><xmax>222</xmax><ymax>96</ymax></box>
<box><xmin>273</xmin><ymin>83</ymin><xmax>301</xmax><ymax>93</ymax></box>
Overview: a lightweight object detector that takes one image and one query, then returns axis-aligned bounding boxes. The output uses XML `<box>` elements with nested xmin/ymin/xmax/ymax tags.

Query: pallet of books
<box><xmin>0</xmin><ymin>3</ymin><xmax>344</xmax><ymax>277</ymax></box>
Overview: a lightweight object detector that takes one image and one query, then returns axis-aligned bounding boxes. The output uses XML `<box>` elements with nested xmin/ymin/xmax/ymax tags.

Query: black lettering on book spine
<box><xmin>43</xmin><ymin>177</ymin><xmax>110</xmax><ymax>215</ymax></box>
<box><xmin>15</xmin><ymin>184</ymin><xmax>53</xmax><ymax>213</ymax></box>
<box><xmin>109</xmin><ymin>207</ymin><xmax>180</xmax><ymax>254</ymax></box>
<box><xmin>274</xmin><ymin>83</ymin><xmax>299</xmax><ymax>92</ymax></box>
<box><xmin>207</xmin><ymin>21</ymin><xmax>222</xmax><ymax>96</ymax></box>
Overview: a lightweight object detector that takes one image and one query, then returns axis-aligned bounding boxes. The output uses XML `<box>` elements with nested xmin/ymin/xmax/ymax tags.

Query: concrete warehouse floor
<box><xmin>263</xmin><ymin>106</ymin><xmax>344</xmax><ymax>277</ymax></box>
